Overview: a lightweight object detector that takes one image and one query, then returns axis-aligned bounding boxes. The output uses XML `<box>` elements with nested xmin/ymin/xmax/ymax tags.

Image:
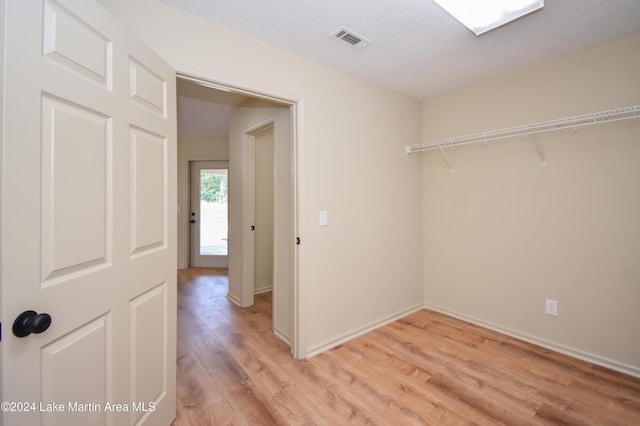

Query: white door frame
<box><xmin>178</xmin><ymin>155</ymin><xmax>227</xmax><ymax>269</ymax></box>
<box><xmin>174</xmin><ymin>69</ymin><xmax>306</xmax><ymax>359</ymax></box>
<box><xmin>243</xmin><ymin>119</ymin><xmax>273</xmax><ymax>306</ymax></box>
<box><xmin>189</xmin><ymin>160</ymin><xmax>229</xmax><ymax>268</ymax></box>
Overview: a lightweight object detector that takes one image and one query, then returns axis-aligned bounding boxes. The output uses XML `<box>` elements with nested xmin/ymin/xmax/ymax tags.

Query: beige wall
<box><xmin>99</xmin><ymin>0</ymin><xmax>424</xmax><ymax>356</ymax></box>
<box><xmin>421</xmin><ymin>35</ymin><xmax>640</xmax><ymax>375</ymax></box>
<box><xmin>176</xmin><ymin>136</ymin><xmax>228</xmax><ymax>269</ymax></box>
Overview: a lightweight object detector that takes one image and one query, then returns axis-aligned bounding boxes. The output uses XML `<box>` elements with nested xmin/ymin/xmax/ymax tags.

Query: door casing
<box><xmin>175</xmin><ymin>71</ymin><xmax>306</xmax><ymax>359</ymax></box>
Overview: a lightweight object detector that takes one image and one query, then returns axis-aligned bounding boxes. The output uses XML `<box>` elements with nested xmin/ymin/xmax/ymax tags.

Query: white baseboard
<box><xmin>226</xmin><ymin>292</ymin><xmax>242</xmax><ymax>307</ymax></box>
<box><xmin>274</xmin><ymin>327</ymin><xmax>291</xmax><ymax>346</ymax></box>
<box><xmin>254</xmin><ymin>285</ymin><xmax>273</xmax><ymax>295</ymax></box>
<box><xmin>424</xmin><ymin>303</ymin><xmax>640</xmax><ymax>379</ymax></box>
<box><xmin>305</xmin><ymin>303</ymin><xmax>425</xmax><ymax>358</ymax></box>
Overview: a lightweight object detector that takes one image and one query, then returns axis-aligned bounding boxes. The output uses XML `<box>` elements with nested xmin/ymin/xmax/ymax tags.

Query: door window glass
<box><xmin>199</xmin><ymin>169</ymin><xmax>228</xmax><ymax>256</ymax></box>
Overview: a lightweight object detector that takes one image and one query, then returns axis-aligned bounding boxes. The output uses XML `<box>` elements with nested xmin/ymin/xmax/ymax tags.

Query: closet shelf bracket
<box><xmin>526</xmin><ymin>135</ymin><xmax>546</xmax><ymax>166</ymax></box>
<box><xmin>438</xmin><ymin>146</ymin><xmax>454</xmax><ymax>172</ymax></box>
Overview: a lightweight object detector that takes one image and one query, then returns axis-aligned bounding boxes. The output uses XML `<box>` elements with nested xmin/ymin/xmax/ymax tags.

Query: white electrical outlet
<box><xmin>545</xmin><ymin>299</ymin><xmax>558</xmax><ymax>317</ymax></box>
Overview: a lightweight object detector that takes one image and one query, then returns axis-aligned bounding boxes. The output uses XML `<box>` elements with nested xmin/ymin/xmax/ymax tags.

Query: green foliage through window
<box><xmin>200</xmin><ymin>172</ymin><xmax>228</xmax><ymax>204</ymax></box>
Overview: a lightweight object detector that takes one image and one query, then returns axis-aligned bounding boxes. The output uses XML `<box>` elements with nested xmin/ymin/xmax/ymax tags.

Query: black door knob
<box><xmin>190</xmin><ymin>219</ymin><xmax>196</xmax><ymax>223</ymax></box>
<box><xmin>12</xmin><ymin>310</ymin><xmax>52</xmax><ymax>337</ymax></box>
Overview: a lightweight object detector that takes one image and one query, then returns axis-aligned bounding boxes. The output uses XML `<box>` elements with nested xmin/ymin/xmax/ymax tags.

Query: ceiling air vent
<box><xmin>331</xmin><ymin>27</ymin><xmax>371</xmax><ymax>50</ymax></box>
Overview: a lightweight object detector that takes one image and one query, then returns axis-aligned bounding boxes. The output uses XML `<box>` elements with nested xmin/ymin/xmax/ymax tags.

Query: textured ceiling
<box><xmin>162</xmin><ymin>0</ymin><xmax>640</xmax><ymax>99</ymax></box>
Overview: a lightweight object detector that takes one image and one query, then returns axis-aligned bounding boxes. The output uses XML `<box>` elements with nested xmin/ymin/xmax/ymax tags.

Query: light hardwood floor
<box><xmin>174</xmin><ymin>268</ymin><xmax>640</xmax><ymax>425</ymax></box>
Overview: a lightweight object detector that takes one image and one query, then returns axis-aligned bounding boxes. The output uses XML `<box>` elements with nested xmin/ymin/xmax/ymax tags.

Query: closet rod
<box><xmin>406</xmin><ymin>104</ymin><xmax>640</xmax><ymax>154</ymax></box>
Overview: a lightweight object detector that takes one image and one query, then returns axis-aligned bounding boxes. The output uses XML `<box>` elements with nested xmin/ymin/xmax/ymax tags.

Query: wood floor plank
<box><xmin>325</xmin><ymin>345</ymin><xmax>457</xmax><ymax>425</ymax></box>
<box><xmin>173</xmin><ymin>268</ymin><xmax>640</xmax><ymax>425</ymax></box>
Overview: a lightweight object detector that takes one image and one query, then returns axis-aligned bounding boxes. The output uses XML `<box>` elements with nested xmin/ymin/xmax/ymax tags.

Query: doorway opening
<box><xmin>176</xmin><ymin>72</ymin><xmax>302</xmax><ymax>357</ymax></box>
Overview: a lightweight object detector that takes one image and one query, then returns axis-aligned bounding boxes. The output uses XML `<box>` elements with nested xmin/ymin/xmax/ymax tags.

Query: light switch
<box><xmin>319</xmin><ymin>210</ymin><xmax>328</xmax><ymax>227</ymax></box>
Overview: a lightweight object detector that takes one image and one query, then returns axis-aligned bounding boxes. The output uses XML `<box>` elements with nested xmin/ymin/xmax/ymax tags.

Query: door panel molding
<box><xmin>129</xmin><ymin>126</ymin><xmax>167</xmax><ymax>256</ymax></box>
<box><xmin>41</xmin><ymin>314</ymin><xmax>111</xmax><ymax>425</ymax></box>
<box><xmin>40</xmin><ymin>94</ymin><xmax>112</xmax><ymax>284</ymax></box>
<box><xmin>43</xmin><ymin>0</ymin><xmax>113</xmax><ymax>89</ymax></box>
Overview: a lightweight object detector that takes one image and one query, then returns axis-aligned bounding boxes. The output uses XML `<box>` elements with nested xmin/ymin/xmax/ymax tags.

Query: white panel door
<box><xmin>1</xmin><ymin>0</ymin><xmax>177</xmax><ymax>425</ymax></box>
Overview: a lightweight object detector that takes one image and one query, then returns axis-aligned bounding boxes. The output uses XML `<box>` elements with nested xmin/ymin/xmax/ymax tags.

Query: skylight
<box><xmin>433</xmin><ymin>0</ymin><xmax>543</xmax><ymax>36</ymax></box>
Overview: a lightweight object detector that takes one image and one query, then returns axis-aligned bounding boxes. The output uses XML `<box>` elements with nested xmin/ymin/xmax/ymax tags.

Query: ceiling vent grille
<box><xmin>331</xmin><ymin>27</ymin><xmax>371</xmax><ymax>50</ymax></box>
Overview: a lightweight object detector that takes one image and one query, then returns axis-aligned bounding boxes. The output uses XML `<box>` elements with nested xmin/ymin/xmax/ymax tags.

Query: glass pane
<box><xmin>199</xmin><ymin>169</ymin><xmax>228</xmax><ymax>256</ymax></box>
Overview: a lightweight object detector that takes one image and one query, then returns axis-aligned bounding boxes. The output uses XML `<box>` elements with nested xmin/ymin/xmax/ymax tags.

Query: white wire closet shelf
<box><xmin>406</xmin><ymin>104</ymin><xmax>640</xmax><ymax>155</ymax></box>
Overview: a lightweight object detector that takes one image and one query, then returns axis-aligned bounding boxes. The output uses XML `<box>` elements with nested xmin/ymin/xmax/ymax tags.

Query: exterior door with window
<box><xmin>1</xmin><ymin>0</ymin><xmax>176</xmax><ymax>424</ymax></box>
<box><xmin>190</xmin><ymin>161</ymin><xmax>229</xmax><ymax>267</ymax></box>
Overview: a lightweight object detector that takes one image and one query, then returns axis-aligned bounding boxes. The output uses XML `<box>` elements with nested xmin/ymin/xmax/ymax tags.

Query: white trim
<box><xmin>243</xmin><ymin>131</ymin><xmax>257</xmax><ymax>307</ymax></box>
<box><xmin>226</xmin><ymin>293</ymin><xmax>242</xmax><ymax>307</ymax></box>
<box><xmin>292</xmin><ymin>99</ymin><xmax>306</xmax><ymax>359</ymax></box>
<box><xmin>425</xmin><ymin>303</ymin><xmax>640</xmax><ymax>379</ymax></box>
<box><xmin>254</xmin><ymin>285</ymin><xmax>272</xmax><ymax>295</ymax></box>
<box><xmin>171</xmin><ymin>61</ymin><xmax>302</xmax><ymax>105</ymax></box>
<box><xmin>305</xmin><ymin>304</ymin><xmax>425</xmax><ymax>358</ymax></box>
<box><xmin>274</xmin><ymin>327</ymin><xmax>291</xmax><ymax>346</ymax></box>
